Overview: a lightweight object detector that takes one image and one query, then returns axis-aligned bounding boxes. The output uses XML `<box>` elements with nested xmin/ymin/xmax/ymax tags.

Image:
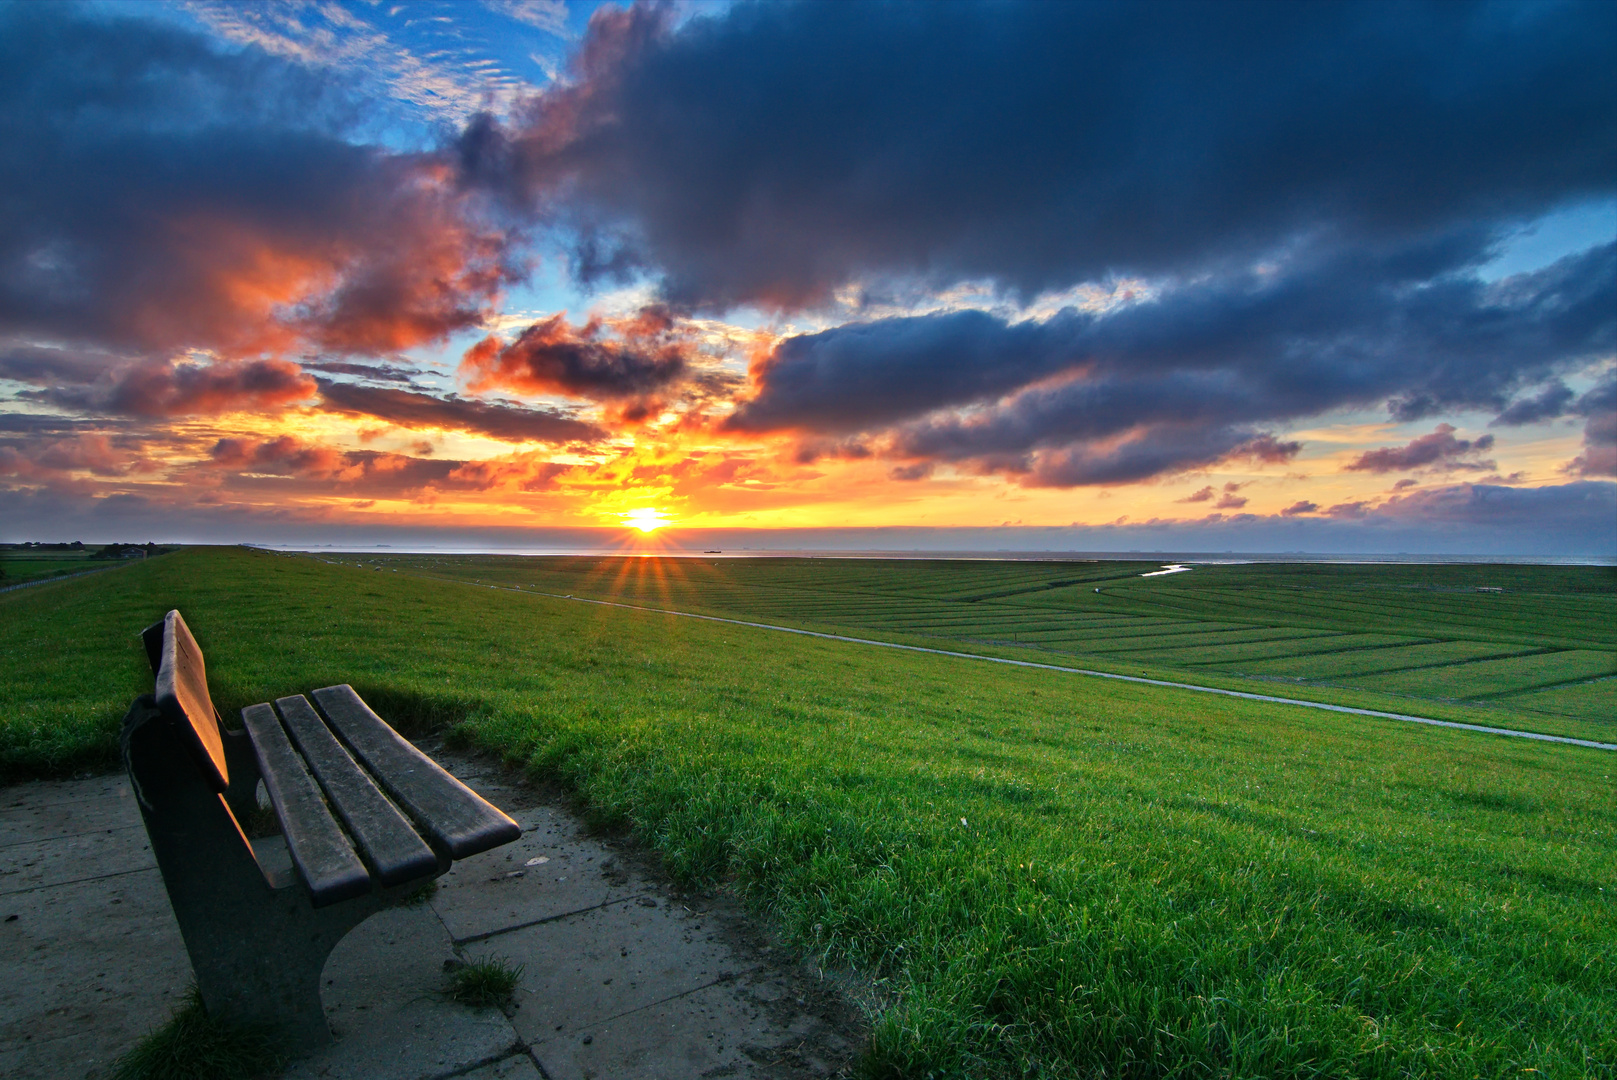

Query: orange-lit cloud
<box><xmin>460</xmin><ymin>307</ymin><xmax>691</xmax><ymax>401</ymax></box>
<box><xmin>442</xmin><ymin>453</ymin><xmax>572</xmax><ymax>492</ymax></box>
<box><xmin>0</xmin><ymin>434</ymin><xmax>152</xmax><ymax>480</ymax></box>
<box><xmin>0</xmin><ymin>8</ymin><xmax>526</xmax><ymax>365</ymax></box>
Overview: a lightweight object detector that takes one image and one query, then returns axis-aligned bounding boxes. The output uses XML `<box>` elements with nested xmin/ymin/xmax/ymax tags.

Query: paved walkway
<box><xmin>0</xmin><ymin>751</ymin><xmax>864</xmax><ymax>1080</ymax></box>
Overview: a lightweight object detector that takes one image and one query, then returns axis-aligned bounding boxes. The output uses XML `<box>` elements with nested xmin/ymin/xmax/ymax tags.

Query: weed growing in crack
<box><xmin>446</xmin><ymin>956</ymin><xmax>523</xmax><ymax>1008</ymax></box>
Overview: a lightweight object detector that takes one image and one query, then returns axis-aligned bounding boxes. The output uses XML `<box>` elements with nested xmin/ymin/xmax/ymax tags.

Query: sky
<box><xmin>1</xmin><ymin>0</ymin><xmax>1614</xmax><ymax>556</ymax></box>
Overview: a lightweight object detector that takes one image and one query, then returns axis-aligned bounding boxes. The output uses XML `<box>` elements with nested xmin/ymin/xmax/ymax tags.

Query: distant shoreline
<box><xmin>259</xmin><ymin>545</ymin><xmax>1616</xmax><ymax>567</ymax></box>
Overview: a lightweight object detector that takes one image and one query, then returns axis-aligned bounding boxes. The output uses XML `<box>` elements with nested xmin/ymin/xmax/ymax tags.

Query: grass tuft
<box><xmin>239</xmin><ymin>803</ymin><xmax>280</xmax><ymax>838</ymax></box>
<box><xmin>402</xmin><ymin>877</ymin><xmax>439</xmax><ymax>906</ymax></box>
<box><xmin>446</xmin><ymin>956</ymin><xmax>524</xmax><ymax>1007</ymax></box>
<box><xmin>111</xmin><ymin>986</ymin><xmax>280</xmax><ymax>1080</ymax></box>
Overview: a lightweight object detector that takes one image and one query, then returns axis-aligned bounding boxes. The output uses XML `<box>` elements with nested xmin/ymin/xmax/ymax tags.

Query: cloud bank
<box><xmin>477</xmin><ymin>0</ymin><xmax>1615</xmax><ymax>309</ymax></box>
<box><xmin>1</xmin><ymin>1</ymin><xmax>1613</xmax><ymax>552</ymax></box>
<box><xmin>449</xmin><ymin>0</ymin><xmax>1613</xmax><ymax>488</ymax></box>
<box><xmin>728</xmin><ymin>243</ymin><xmax>1612</xmax><ymax>484</ymax></box>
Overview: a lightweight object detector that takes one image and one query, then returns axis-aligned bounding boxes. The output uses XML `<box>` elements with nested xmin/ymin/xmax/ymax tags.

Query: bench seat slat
<box><xmin>274</xmin><ymin>695</ymin><xmax>439</xmax><ymax>888</ymax></box>
<box><xmin>241</xmin><ymin>703</ymin><xmax>370</xmax><ymax>907</ymax></box>
<box><xmin>311</xmin><ymin>685</ymin><xmax>521</xmax><ymax>859</ymax></box>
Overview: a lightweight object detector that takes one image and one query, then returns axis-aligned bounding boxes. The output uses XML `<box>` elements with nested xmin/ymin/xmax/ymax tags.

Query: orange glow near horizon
<box><xmin>21</xmin><ymin>391</ymin><xmax>1592</xmax><ymax>536</ymax></box>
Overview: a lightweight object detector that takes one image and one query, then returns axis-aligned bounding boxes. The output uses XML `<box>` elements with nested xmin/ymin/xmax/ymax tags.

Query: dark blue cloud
<box><xmin>1491</xmin><ymin>371</ymin><xmax>1617</xmax><ymax>477</ymax></box>
<box><xmin>729</xmin><ymin>308</ymin><xmax>1071</xmax><ymax>434</ymax></box>
<box><xmin>1565</xmin><ymin>375</ymin><xmax>1617</xmax><ymax>477</ymax></box>
<box><xmin>1372</xmin><ymin>480</ymin><xmax>1616</xmax><ymax>537</ymax></box>
<box><xmin>0</xmin><ymin>343</ymin><xmax>124</xmax><ymax>387</ymax></box>
<box><xmin>1491</xmin><ymin>381</ymin><xmax>1579</xmax><ymax>426</ymax></box>
<box><xmin>729</xmin><ymin>241</ymin><xmax>1614</xmax><ymax>483</ymax></box>
<box><xmin>316</xmin><ymin>380</ymin><xmax>606</xmax><ymax>445</ymax></box>
<box><xmin>489</xmin><ymin>0</ymin><xmax>1616</xmax><ymax>309</ymax></box>
<box><xmin>1345</xmin><ymin>426</ymin><xmax>1496</xmax><ymax>475</ymax></box>
<box><xmin>472</xmin><ymin>0</ymin><xmax>1616</xmax><ymax>487</ymax></box>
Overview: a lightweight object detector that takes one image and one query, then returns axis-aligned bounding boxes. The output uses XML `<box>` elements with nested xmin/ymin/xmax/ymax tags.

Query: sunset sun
<box><xmin>623</xmin><ymin>508</ymin><xmax>669</xmax><ymax>533</ymax></box>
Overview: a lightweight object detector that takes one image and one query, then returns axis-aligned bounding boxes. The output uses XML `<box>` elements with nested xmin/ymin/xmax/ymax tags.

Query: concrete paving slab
<box><xmin>0</xmin><ymin>826</ymin><xmax>157</xmax><ymax>896</ymax></box>
<box><xmin>283</xmin><ymin>904</ymin><xmax>521</xmax><ymax>1080</ymax></box>
<box><xmin>0</xmin><ymin>748</ymin><xmax>867</xmax><ymax>1080</ymax></box>
<box><xmin>0</xmin><ymin>867</ymin><xmax>190</xmax><ymax>1080</ymax></box>
<box><xmin>0</xmin><ymin>776</ymin><xmax>141</xmax><ymax>848</ymax></box>
<box><xmin>531</xmin><ymin>971</ymin><xmax>854</xmax><ymax>1080</ymax></box>
<box><xmin>0</xmin><ymin>820</ymin><xmax>145</xmax><ymax>856</ymax></box>
<box><xmin>431</xmin><ymin>802</ymin><xmax>645</xmax><ymax>943</ymax></box>
<box><xmin>455</xmin><ymin>1052</ymin><xmax>544</xmax><ymax>1079</ymax></box>
<box><xmin>429</xmin><ymin>757</ymin><xmax>528</xmax><ymax>803</ymax></box>
<box><xmin>472</xmin><ymin>897</ymin><xmax>744</xmax><ymax>1042</ymax></box>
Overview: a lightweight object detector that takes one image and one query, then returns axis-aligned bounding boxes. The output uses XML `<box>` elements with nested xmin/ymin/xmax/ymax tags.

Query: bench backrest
<box><xmin>142</xmin><ymin>609</ymin><xmax>229</xmax><ymax>791</ymax></box>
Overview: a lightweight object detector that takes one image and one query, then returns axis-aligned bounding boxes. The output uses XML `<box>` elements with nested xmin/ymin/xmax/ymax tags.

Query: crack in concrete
<box><xmin>422</xmin><ymin>1042</ymin><xmax>532</xmax><ymax>1080</ymax></box>
<box><xmin>527</xmin><ymin>966</ymin><xmax>766</xmax><ymax>1047</ymax></box>
<box><xmin>0</xmin><ymin>862</ymin><xmax>156</xmax><ymax>898</ymax></box>
<box><xmin>451</xmin><ymin>895</ymin><xmax>646</xmax><ymax>947</ymax></box>
<box><xmin>0</xmin><ymin>822</ymin><xmax>143</xmax><ymax>851</ymax></box>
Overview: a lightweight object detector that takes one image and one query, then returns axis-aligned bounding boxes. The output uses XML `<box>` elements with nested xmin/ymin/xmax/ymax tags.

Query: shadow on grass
<box><xmin>112</xmin><ymin>986</ymin><xmax>281</xmax><ymax>1080</ymax></box>
<box><xmin>339</xmin><ymin>683</ymin><xmax>491</xmax><ymax>741</ymax></box>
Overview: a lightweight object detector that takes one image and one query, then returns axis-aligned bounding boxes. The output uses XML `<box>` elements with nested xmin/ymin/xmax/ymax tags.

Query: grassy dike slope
<box><xmin>2</xmin><ymin>548</ymin><xmax>1613</xmax><ymax>1077</ymax></box>
<box><xmin>361</xmin><ymin>553</ymin><xmax>1616</xmax><ymax>744</ymax></box>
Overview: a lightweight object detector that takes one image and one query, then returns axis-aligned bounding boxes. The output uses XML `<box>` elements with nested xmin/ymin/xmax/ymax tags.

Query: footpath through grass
<box><xmin>1</xmin><ymin>553</ymin><xmax>100</xmax><ymax>586</ymax></box>
<box><xmin>2</xmin><ymin>548</ymin><xmax>1613</xmax><ymax>1077</ymax></box>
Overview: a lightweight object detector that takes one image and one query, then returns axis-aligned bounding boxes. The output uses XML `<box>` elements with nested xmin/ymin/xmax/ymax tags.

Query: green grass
<box><xmin>1105</xmin><ymin>634</ymin><xmax>1350</xmax><ymax>666</ymax></box>
<box><xmin>1339</xmin><ymin>650</ymin><xmax>1617</xmax><ymax>700</ymax></box>
<box><xmin>1502</xmin><ymin>678</ymin><xmax>1617</xmax><ymax>722</ymax></box>
<box><xmin>1074</xmin><ymin>565</ymin><xmax>1617</xmax><ymax>649</ymax></box>
<box><xmin>357</xmin><ymin>552</ymin><xmax>1616</xmax><ymax>743</ymax></box>
<box><xmin>1038</xmin><ymin>626</ymin><xmax>1318</xmax><ymax>653</ymax></box>
<box><xmin>111</xmin><ymin>987</ymin><xmax>280</xmax><ymax>1080</ymax></box>
<box><xmin>446</xmin><ymin>956</ymin><xmax>524</xmax><ymax>1007</ymax></box>
<box><xmin>0</xmin><ymin>554</ymin><xmax>98</xmax><ymax>585</ymax></box>
<box><xmin>1228</xmin><ymin>640</ymin><xmax>1538</xmax><ymax>680</ymax></box>
<box><xmin>404</xmin><ymin>878</ymin><xmax>440</xmax><ymax>906</ymax></box>
<box><xmin>4</xmin><ymin>549</ymin><xmax>1616</xmax><ymax>1078</ymax></box>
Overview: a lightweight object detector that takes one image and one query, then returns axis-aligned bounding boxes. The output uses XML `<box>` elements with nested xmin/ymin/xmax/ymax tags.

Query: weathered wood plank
<box><xmin>310</xmin><ymin>685</ymin><xmax>521</xmax><ymax>859</ymax></box>
<box><xmin>153</xmin><ymin>610</ymin><xmax>229</xmax><ymax>791</ymax></box>
<box><xmin>240</xmin><ymin>703</ymin><xmax>370</xmax><ymax>906</ymax></box>
<box><xmin>274</xmin><ymin>695</ymin><xmax>439</xmax><ymax>887</ymax></box>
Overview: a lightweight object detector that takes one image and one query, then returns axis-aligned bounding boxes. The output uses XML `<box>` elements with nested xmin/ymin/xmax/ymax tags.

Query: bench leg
<box><xmin>185</xmin><ymin>883</ymin><xmax>387</xmax><ymax>1049</ymax></box>
<box><xmin>121</xmin><ymin>697</ymin><xmax>413</xmax><ymax>1051</ymax></box>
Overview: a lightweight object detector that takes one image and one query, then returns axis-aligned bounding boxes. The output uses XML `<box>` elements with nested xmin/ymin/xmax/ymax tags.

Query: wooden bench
<box><xmin>120</xmin><ymin>609</ymin><xmax>520</xmax><ymax>1049</ymax></box>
